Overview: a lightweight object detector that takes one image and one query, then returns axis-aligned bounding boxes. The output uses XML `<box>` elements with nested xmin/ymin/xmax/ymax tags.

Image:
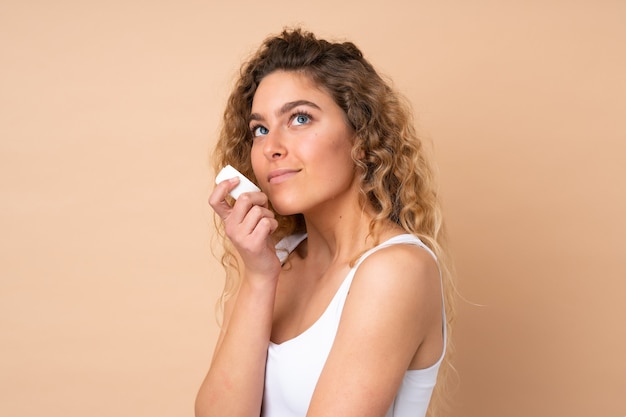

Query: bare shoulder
<box><xmin>338</xmin><ymin>240</ymin><xmax>442</xmax><ymax>344</ymax></box>
<box><xmin>354</xmin><ymin>241</ymin><xmax>440</xmax><ymax>295</ymax></box>
<box><xmin>340</xmin><ymin>240</ymin><xmax>442</xmax><ymax>337</ymax></box>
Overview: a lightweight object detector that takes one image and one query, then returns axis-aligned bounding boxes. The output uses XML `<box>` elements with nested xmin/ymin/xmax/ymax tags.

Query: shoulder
<box><xmin>341</xmin><ymin>239</ymin><xmax>442</xmax><ymax>327</ymax></box>
<box><xmin>355</xmin><ymin>239</ymin><xmax>440</xmax><ymax>293</ymax></box>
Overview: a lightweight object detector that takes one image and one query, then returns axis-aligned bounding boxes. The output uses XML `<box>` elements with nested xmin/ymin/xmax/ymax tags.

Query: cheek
<box><xmin>250</xmin><ymin>143</ymin><xmax>264</xmax><ymax>174</ymax></box>
<box><xmin>328</xmin><ymin>133</ymin><xmax>356</xmax><ymax>165</ymax></box>
<box><xmin>316</xmin><ymin>139</ymin><xmax>356</xmax><ymax>183</ymax></box>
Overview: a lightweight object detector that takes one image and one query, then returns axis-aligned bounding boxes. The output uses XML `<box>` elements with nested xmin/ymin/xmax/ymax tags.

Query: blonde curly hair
<box><xmin>211</xmin><ymin>28</ymin><xmax>456</xmax><ymax>417</ymax></box>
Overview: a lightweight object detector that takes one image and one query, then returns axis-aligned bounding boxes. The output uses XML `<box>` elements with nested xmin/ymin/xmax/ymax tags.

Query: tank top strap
<box><xmin>275</xmin><ymin>233</ymin><xmax>308</xmax><ymax>264</ymax></box>
<box><xmin>354</xmin><ymin>234</ymin><xmax>438</xmax><ymax>269</ymax></box>
<box><xmin>336</xmin><ymin>234</ymin><xmax>440</xmax><ymax>306</ymax></box>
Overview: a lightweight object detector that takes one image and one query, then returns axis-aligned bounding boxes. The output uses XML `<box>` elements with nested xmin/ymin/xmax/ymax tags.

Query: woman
<box><xmin>196</xmin><ymin>28</ymin><xmax>455</xmax><ymax>417</ymax></box>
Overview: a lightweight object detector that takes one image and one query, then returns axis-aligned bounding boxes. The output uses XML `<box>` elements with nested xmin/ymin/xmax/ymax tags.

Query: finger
<box><xmin>234</xmin><ymin>191</ymin><xmax>269</xmax><ymax>211</ymax></box>
<box><xmin>238</xmin><ymin>205</ymin><xmax>276</xmax><ymax>233</ymax></box>
<box><xmin>224</xmin><ymin>204</ymin><xmax>274</xmax><ymax>240</ymax></box>
<box><xmin>226</xmin><ymin>191</ymin><xmax>270</xmax><ymax>225</ymax></box>
<box><xmin>208</xmin><ymin>177</ymin><xmax>240</xmax><ymax>218</ymax></box>
<box><xmin>244</xmin><ymin>217</ymin><xmax>280</xmax><ymax>252</ymax></box>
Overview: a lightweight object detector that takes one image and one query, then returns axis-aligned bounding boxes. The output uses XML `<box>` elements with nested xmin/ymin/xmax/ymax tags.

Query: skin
<box><xmin>197</xmin><ymin>71</ymin><xmax>443</xmax><ymax>417</ymax></box>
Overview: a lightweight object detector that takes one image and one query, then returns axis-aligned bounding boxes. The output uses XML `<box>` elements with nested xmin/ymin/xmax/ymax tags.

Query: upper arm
<box><xmin>307</xmin><ymin>244</ymin><xmax>442</xmax><ymax>417</ymax></box>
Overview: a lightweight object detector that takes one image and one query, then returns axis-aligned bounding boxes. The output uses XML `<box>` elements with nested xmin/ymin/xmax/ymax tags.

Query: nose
<box><xmin>263</xmin><ymin>129</ymin><xmax>287</xmax><ymax>160</ymax></box>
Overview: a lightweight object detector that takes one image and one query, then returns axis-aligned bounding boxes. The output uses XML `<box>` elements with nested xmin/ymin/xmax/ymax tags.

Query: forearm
<box><xmin>195</xmin><ymin>277</ymin><xmax>277</xmax><ymax>417</ymax></box>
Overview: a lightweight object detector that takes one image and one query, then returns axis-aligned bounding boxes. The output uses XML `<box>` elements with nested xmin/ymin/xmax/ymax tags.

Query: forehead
<box><xmin>251</xmin><ymin>71</ymin><xmax>332</xmax><ymax>110</ymax></box>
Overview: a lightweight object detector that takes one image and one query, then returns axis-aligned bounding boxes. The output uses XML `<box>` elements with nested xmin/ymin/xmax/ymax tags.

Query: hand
<box><xmin>209</xmin><ymin>177</ymin><xmax>281</xmax><ymax>278</ymax></box>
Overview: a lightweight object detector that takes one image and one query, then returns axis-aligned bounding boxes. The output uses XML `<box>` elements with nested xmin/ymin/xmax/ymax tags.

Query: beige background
<box><xmin>1</xmin><ymin>1</ymin><xmax>624</xmax><ymax>416</ymax></box>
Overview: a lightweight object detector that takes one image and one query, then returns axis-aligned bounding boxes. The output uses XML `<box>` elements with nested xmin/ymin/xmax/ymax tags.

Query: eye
<box><xmin>291</xmin><ymin>113</ymin><xmax>311</xmax><ymax>126</ymax></box>
<box><xmin>251</xmin><ymin>125</ymin><xmax>269</xmax><ymax>137</ymax></box>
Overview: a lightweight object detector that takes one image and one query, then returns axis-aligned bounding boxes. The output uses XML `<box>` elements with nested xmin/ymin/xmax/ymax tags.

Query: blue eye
<box><xmin>292</xmin><ymin>113</ymin><xmax>310</xmax><ymax>126</ymax></box>
<box><xmin>252</xmin><ymin>125</ymin><xmax>269</xmax><ymax>137</ymax></box>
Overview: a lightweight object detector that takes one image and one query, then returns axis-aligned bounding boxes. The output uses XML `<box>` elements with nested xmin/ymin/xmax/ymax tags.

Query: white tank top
<box><xmin>262</xmin><ymin>234</ymin><xmax>446</xmax><ymax>417</ymax></box>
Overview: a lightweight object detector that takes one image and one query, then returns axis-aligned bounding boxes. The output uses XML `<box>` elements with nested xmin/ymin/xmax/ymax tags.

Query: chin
<box><xmin>270</xmin><ymin>197</ymin><xmax>303</xmax><ymax>217</ymax></box>
<box><xmin>272</xmin><ymin>205</ymin><xmax>299</xmax><ymax>217</ymax></box>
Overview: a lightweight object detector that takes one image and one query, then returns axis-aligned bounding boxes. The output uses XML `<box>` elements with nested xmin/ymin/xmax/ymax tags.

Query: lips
<box><xmin>267</xmin><ymin>168</ymin><xmax>301</xmax><ymax>184</ymax></box>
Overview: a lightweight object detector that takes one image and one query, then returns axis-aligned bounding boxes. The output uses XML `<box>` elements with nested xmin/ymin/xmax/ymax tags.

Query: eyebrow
<box><xmin>249</xmin><ymin>100</ymin><xmax>321</xmax><ymax>123</ymax></box>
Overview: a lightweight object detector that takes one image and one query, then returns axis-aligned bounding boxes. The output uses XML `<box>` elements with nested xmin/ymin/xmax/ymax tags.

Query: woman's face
<box><xmin>249</xmin><ymin>70</ymin><xmax>358</xmax><ymax>216</ymax></box>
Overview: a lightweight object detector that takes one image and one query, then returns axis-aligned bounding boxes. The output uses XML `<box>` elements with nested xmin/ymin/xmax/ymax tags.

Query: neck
<box><xmin>303</xmin><ymin>208</ymin><xmax>372</xmax><ymax>264</ymax></box>
<box><xmin>291</xmin><ymin>178</ymin><xmax>403</xmax><ymax>268</ymax></box>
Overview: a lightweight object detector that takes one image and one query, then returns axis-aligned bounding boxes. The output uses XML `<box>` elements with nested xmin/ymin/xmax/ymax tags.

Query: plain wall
<box><xmin>1</xmin><ymin>1</ymin><xmax>624</xmax><ymax>416</ymax></box>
